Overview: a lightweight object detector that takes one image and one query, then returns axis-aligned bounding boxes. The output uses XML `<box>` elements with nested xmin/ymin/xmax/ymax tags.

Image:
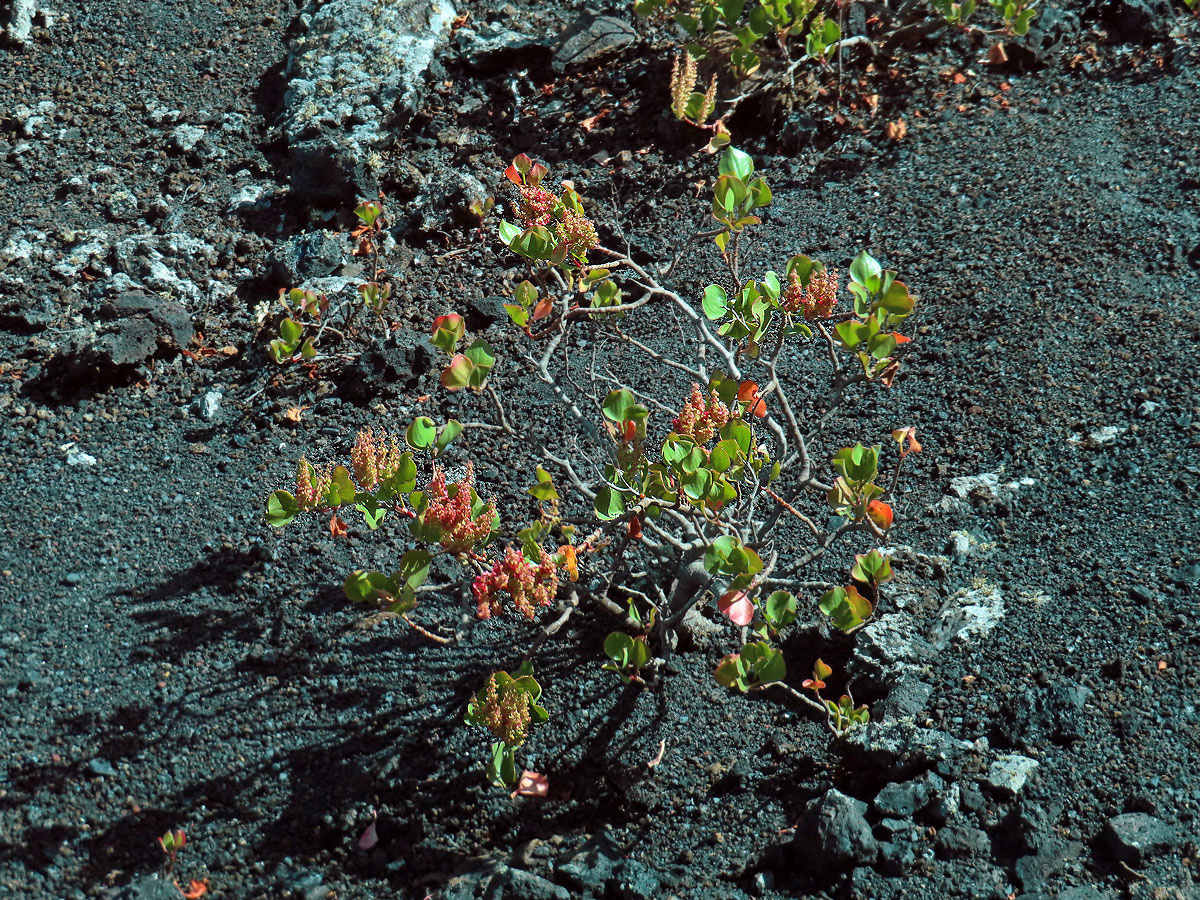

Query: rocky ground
<box><xmin>1</xmin><ymin>0</ymin><xmax>1199</xmax><ymax>899</ymax></box>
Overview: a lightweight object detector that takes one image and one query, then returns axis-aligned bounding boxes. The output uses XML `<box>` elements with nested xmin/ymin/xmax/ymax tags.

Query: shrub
<box><xmin>267</xmin><ymin>145</ymin><xmax>923</xmax><ymax>777</ymax></box>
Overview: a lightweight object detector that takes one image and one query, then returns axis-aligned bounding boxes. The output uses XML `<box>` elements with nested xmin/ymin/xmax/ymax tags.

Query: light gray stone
<box><xmin>282</xmin><ymin>0</ymin><xmax>456</xmax><ymax>202</ymax></box>
<box><xmin>983</xmin><ymin>754</ymin><xmax>1039</xmax><ymax>797</ymax></box>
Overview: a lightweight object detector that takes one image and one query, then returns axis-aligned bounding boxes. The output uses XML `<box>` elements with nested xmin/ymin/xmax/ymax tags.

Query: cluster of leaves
<box><xmin>464</xmin><ymin>663</ymin><xmax>549</xmax><ymax>787</ymax></box>
<box><xmin>268</xmin><ymin>287</ymin><xmax>324</xmax><ymax>364</ymax></box>
<box><xmin>594</xmin><ymin>381</ymin><xmax>774</xmax><ymax>523</ymax></box>
<box><xmin>267</xmin><ymin>418</ymin><xmax>500</xmax><ymax>613</ymax></box>
<box><xmin>498</xmin><ymin>154</ymin><xmax>599</xmax><ymax>275</ymax></box>
<box><xmin>431</xmin><ymin>313</ymin><xmax>496</xmax><ymax>391</ymax></box>
<box><xmin>929</xmin><ymin>0</ymin><xmax>1038</xmax><ymax>34</ymax></box>
<box><xmin>267</xmin><ymin>200</ymin><xmax>393</xmax><ymax>365</ymax></box>
<box><xmin>802</xmin><ymin>660</ymin><xmax>869</xmax><ymax>736</ymax></box>
<box><xmin>635</xmin><ymin>0</ymin><xmax>840</xmax><ymax>80</ymax></box>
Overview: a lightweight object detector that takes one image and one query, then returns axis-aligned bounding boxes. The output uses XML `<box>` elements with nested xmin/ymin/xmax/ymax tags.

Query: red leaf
<box><xmin>867</xmin><ymin>500</ymin><xmax>893</xmax><ymax>530</ymax></box>
<box><xmin>504</xmin><ymin>164</ymin><xmax>522</xmax><ymax>185</ymax></box>
<box><xmin>431</xmin><ymin>313</ymin><xmax>464</xmax><ymax>336</ymax></box>
<box><xmin>178</xmin><ymin>880</ymin><xmax>208</xmax><ymax>899</ymax></box>
<box><xmin>358</xmin><ymin>820</ymin><xmax>379</xmax><ymax>850</ymax></box>
<box><xmin>718</xmin><ymin>590</ymin><xmax>755</xmax><ymax>627</ymax></box>
<box><xmin>531</xmin><ymin>297</ymin><xmax>554</xmax><ymax>322</ymax></box>
<box><xmin>737</xmin><ymin>381</ymin><xmax>767</xmax><ymax>417</ymax></box>
<box><xmin>330</xmin><ymin>515</ymin><xmax>349</xmax><ymax>538</ymax></box>
<box><xmin>579</xmin><ymin>109</ymin><xmax>611</xmax><ymax>132</ymax></box>
<box><xmin>627</xmin><ymin>515</ymin><xmax>643</xmax><ymax>539</ymax></box>
<box><xmin>514</xmin><ymin>771</ymin><xmax>549</xmax><ymax>798</ymax></box>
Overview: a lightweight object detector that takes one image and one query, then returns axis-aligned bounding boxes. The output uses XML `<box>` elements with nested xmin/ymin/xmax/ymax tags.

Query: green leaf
<box><xmin>380</xmin><ymin>452</ymin><xmax>417</xmax><ymax>496</ymax></box>
<box><xmin>330</xmin><ymin>465</ymin><xmax>356</xmax><ymax>505</ymax></box>
<box><xmin>880</xmin><ymin>279</ymin><xmax>913</xmax><ymax>317</ymax></box>
<box><xmin>406</xmin><ymin>416</ymin><xmax>437</xmax><ymax>450</ymax></box>
<box><xmin>498</xmin><ymin>220</ymin><xmax>521</xmax><ymax>246</ymax></box>
<box><xmin>602</xmin><ymin>389</ymin><xmax>639</xmax><ymax>424</ymax></box>
<box><xmin>356</xmin><ymin>500</ymin><xmax>387</xmax><ymax>530</ymax></box>
<box><xmin>396</xmin><ymin>548</ymin><xmax>431</xmax><ymax>591</ymax></box>
<box><xmin>593</xmin><ymin>486</ymin><xmax>626</xmax><ymax>520</ymax></box>
<box><xmin>266</xmin><ymin>490</ymin><xmax>299</xmax><ymax>527</ymax></box>
<box><xmin>343</xmin><ymin>569</ymin><xmax>399</xmax><ymax>605</ymax></box>
<box><xmin>715</xmin><ymin>653</ymin><xmax>747</xmax><ymax>691</ymax></box>
<box><xmin>720</xmin><ymin>420</ymin><xmax>753</xmax><ymax>455</ymax></box>
<box><xmin>848</xmin><ymin>250</ymin><xmax>882</xmax><ymax>289</ymax></box>
<box><xmin>279</xmin><ymin>318</ymin><xmax>303</xmax><ymax>344</ymax></box>
<box><xmin>604</xmin><ymin>631</ymin><xmax>634</xmax><ymax>664</ymax></box>
<box><xmin>434</xmin><ymin>419</ymin><xmax>463</xmax><ymax>456</ymax></box>
<box><xmin>747</xmin><ymin>178</ymin><xmax>772</xmax><ymax>211</ymax></box>
<box><xmin>527</xmin><ymin>466</ymin><xmax>559</xmax><ymax>502</ymax></box>
<box><xmin>440</xmin><ymin>354</ymin><xmax>475</xmax><ymax>391</ymax></box>
<box><xmin>702</xmin><ymin>284</ymin><xmax>729</xmax><ymax>320</ymax></box>
<box><xmin>851</xmin><ymin>548</ymin><xmax>893</xmax><ymax>586</ymax></box>
<box><xmin>720</xmin><ymin>0</ymin><xmax>747</xmax><ymax>24</ymax></box>
<box><xmin>764</xmin><ymin>591</ymin><xmax>797</xmax><ymax>628</ymax></box>
<box><xmin>719</xmin><ymin>147</ymin><xmax>754</xmax><ymax>181</ymax></box>
<box><xmin>503</xmin><ymin>304</ymin><xmax>529</xmax><ymax>328</ymax></box>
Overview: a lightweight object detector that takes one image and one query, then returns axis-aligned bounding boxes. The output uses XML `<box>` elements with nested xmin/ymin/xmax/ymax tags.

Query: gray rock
<box><xmin>553</xmin><ymin>13</ymin><xmax>636</xmax><ymax>72</ymax></box>
<box><xmin>268</xmin><ymin>231</ymin><xmax>347</xmax><ymax>284</ymax></box>
<box><xmin>170</xmin><ymin>124</ymin><xmax>207</xmax><ymax>153</ymax></box>
<box><xmin>935</xmin><ymin>824</ymin><xmax>991</xmax><ymax>859</ymax></box>
<box><xmin>106</xmin><ymin>190</ymin><xmax>141</xmax><ymax>223</ymax></box>
<box><xmin>877</xmin><ymin>676</ymin><xmax>934</xmax><ymax>720</ymax></box>
<box><xmin>853</xmin><ymin>613</ymin><xmax>935</xmax><ymax>684</ymax></box>
<box><xmin>926</xmin><ymin>782</ymin><xmax>961</xmax><ymax>824</ymax></box>
<box><xmin>613</xmin><ymin>859</ymin><xmax>661</xmax><ymax>900</ymax></box>
<box><xmin>875</xmin><ymin>840</ymin><xmax>917</xmax><ymax>875</ymax></box>
<box><xmin>555</xmin><ymin>834</ymin><xmax>622</xmax><ymax>893</ymax></box>
<box><xmin>499</xmin><ymin>867</ymin><xmax>570</xmax><ymax>900</ymax></box>
<box><xmin>845</xmin><ymin>720</ymin><xmax>974</xmax><ymax>778</ymax></box>
<box><xmin>66</xmin><ymin>448</ymin><xmax>97</xmax><ymax>467</ymax></box>
<box><xmin>457</xmin><ymin>24</ymin><xmax>550</xmax><ymax>72</ymax></box>
<box><xmin>983</xmin><ymin>755</ymin><xmax>1039</xmax><ymax>797</ymax></box>
<box><xmin>874</xmin><ymin>778</ymin><xmax>932</xmax><ymax>817</ymax></box>
<box><xmin>108</xmin><ymin>875</ymin><xmax>182</xmax><ymax>900</ymax></box>
<box><xmin>110</xmin><ymin>291</ymin><xmax>194</xmax><ymax>347</ymax></box>
<box><xmin>876</xmin><ymin>818</ymin><xmax>919</xmax><ymax>841</ymax></box>
<box><xmin>94</xmin><ymin>317</ymin><xmax>159</xmax><ymax>367</ymax></box>
<box><xmin>997</xmin><ymin>679</ymin><xmax>1091</xmax><ymax>746</ymax></box>
<box><xmin>1096</xmin><ymin>0</ymin><xmax>1175</xmax><ymax>41</ymax></box>
<box><xmin>1025</xmin><ymin>0</ymin><xmax>1081</xmax><ymax>54</ymax></box>
<box><xmin>282</xmin><ymin>0</ymin><xmax>456</xmax><ymax>203</ymax></box>
<box><xmin>930</xmin><ymin>584</ymin><xmax>1007</xmax><ymax>648</ymax></box>
<box><xmin>87</xmin><ymin>757</ymin><xmax>117</xmax><ymax>777</ymax></box>
<box><xmin>1013</xmin><ymin>837</ymin><xmax>1083</xmax><ymax>889</ymax></box>
<box><xmin>791</xmin><ymin>788</ymin><xmax>876</xmax><ymax>871</ymax></box>
<box><xmin>3</xmin><ymin>0</ymin><xmax>36</xmax><ymax>45</ymax></box>
<box><xmin>197</xmin><ymin>390</ymin><xmax>222</xmax><ymax>421</ymax></box>
<box><xmin>1103</xmin><ymin>813</ymin><xmax>1179</xmax><ymax>866</ymax></box>
<box><xmin>1053</xmin><ymin>887</ymin><xmax>1113</xmax><ymax>900</ymax></box>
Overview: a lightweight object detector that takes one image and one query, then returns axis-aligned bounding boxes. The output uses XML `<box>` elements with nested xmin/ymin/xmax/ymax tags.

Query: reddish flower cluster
<box><xmin>294</xmin><ymin>459</ymin><xmax>331</xmax><ymax>511</ymax></box>
<box><xmin>673</xmin><ymin>383</ymin><xmax>731</xmax><ymax>445</ymax></box>
<box><xmin>425</xmin><ymin>463</ymin><xmax>495</xmax><ymax>554</ymax></box>
<box><xmin>782</xmin><ymin>267</ymin><xmax>838</xmax><ymax>320</ymax></box>
<box><xmin>350</xmin><ymin>428</ymin><xmax>400</xmax><ymax>492</ymax></box>
<box><xmin>555</xmin><ymin>207</ymin><xmax>599</xmax><ymax>262</ymax></box>
<box><xmin>473</xmin><ymin>545</ymin><xmax>559</xmax><ymax>620</ymax></box>
<box><xmin>515</xmin><ymin>184</ymin><xmax>558</xmax><ymax>228</ymax></box>
<box><xmin>475</xmin><ymin>674</ymin><xmax>533</xmax><ymax>746</ymax></box>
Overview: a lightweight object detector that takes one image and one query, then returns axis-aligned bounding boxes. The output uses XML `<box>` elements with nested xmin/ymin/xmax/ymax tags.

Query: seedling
<box><xmin>465</xmin><ymin>663</ymin><xmax>548</xmax><ymax>787</ymax></box>
<box><xmin>602</xmin><ymin>631</ymin><xmax>652</xmax><ymax>684</ymax></box>
<box><xmin>158</xmin><ymin>829</ymin><xmax>186</xmax><ymax>875</ymax></box>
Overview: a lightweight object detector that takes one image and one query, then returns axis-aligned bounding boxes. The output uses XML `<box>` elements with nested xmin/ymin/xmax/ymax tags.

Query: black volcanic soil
<box><xmin>1</xmin><ymin>2</ymin><xmax>1199</xmax><ymax>899</ymax></box>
